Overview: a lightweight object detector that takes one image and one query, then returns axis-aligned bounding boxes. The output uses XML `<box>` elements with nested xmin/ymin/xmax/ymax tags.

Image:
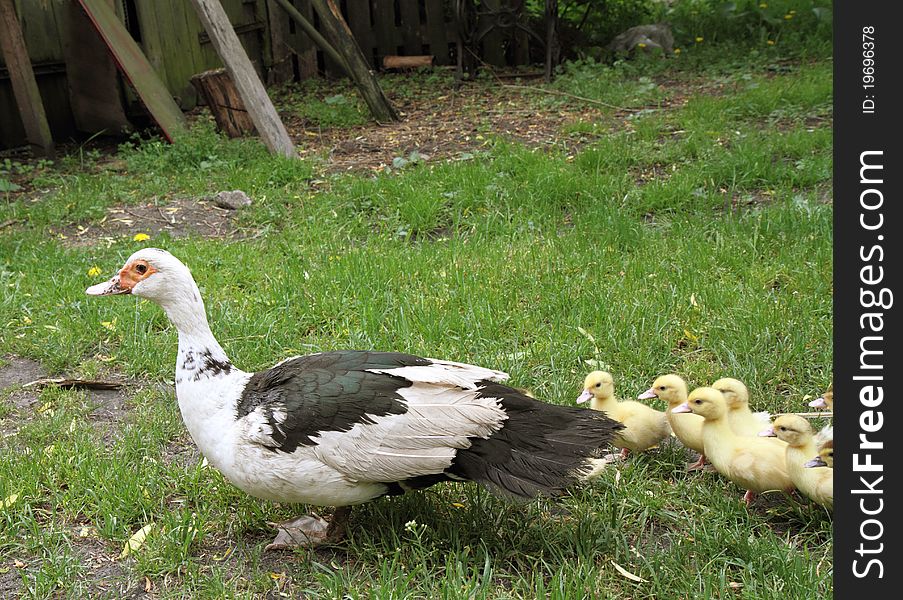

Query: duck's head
<box><xmin>711</xmin><ymin>377</ymin><xmax>749</xmax><ymax>411</ymax></box>
<box><xmin>86</xmin><ymin>248</ymin><xmax>196</xmax><ymax>305</ymax></box>
<box><xmin>804</xmin><ymin>438</ymin><xmax>834</xmax><ymax>468</ymax></box>
<box><xmin>639</xmin><ymin>374</ymin><xmax>687</xmax><ymax>406</ymax></box>
<box><xmin>577</xmin><ymin>371</ymin><xmax>614</xmax><ymax>404</ymax></box>
<box><xmin>759</xmin><ymin>414</ymin><xmax>812</xmax><ymax>445</ymax></box>
<box><xmin>808</xmin><ymin>383</ymin><xmax>834</xmax><ymax>410</ymax></box>
<box><xmin>672</xmin><ymin>387</ymin><xmax>726</xmax><ymax>420</ymax></box>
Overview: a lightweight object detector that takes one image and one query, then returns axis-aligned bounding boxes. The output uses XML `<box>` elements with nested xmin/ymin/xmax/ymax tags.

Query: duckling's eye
<box><xmin>693</xmin><ymin>399</ymin><xmax>702</xmax><ymax>404</ymax></box>
<box><xmin>658</xmin><ymin>386</ymin><xmax>666</xmax><ymax>391</ymax></box>
<box><xmin>595</xmin><ymin>383</ymin><xmax>602</xmax><ymax>388</ymax></box>
<box><xmin>135</xmin><ymin>264</ymin><xmax>148</xmax><ymax>275</ymax></box>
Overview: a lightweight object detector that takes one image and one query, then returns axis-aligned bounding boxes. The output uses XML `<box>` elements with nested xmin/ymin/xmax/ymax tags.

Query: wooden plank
<box><xmin>284</xmin><ymin>0</ymin><xmax>318</xmax><ymax>78</ymax></box>
<box><xmin>76</xmin><ymin>0</ymin><xmax>186</xmax><ymax>142</ymax></box>
<box><xmin>423</xmin><ymin>0</ymin><xmax>449</xmax><ymax>64</ymax></box>
<box><xmin>62</xmin><ymin>0</ymin><xmax>131</xmax><ymax>136</ymax></box>
<box><xmin>344</xmin><ymin>0</ymin><xmax>375</xmax><ymax>67</ymax></box>
<box><xmin>0</xmin><ymin>0</ymin><xmax>54</xmax><ymax>156</ymax></box>
<box><xmin>266</xmin><ymin>0</ymin><xmax>294</xmax><ymax>83</ymax></box>
<box><xmin>397</xmin><ymin>0</ymin><xmax>421</xmax><ymax>55</ymax></box>
<box><xmin>371</xmin><ymin>0</ymin><xmax>399</xmax><ymax>62</ymax></box>
<box><xmin>189</xmin><ymin>0</ymin><xmax>295</xmax><ymax>157</ymax></box>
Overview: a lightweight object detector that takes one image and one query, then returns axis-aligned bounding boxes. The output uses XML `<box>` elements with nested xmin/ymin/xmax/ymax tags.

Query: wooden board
<box><xmin>76</xmin><ymin>0</ymin><xmax>186</xmax><ymax>142</ymax></box>
<box><xmin>0</xmin><ymin>0</ymin><xmax>54</xmax><ymax>156</ymax></box>
<box><xmin>62</xmin><ymin>0</ymin><xmax>131</xmax><ymax>136</ymax></box>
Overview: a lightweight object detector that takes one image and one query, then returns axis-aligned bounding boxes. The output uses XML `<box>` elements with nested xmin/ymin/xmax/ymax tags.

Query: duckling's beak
<box><xmin>86</xmin><ymin>275</ymin><xmax>131</xmax><ymax>296</ymax></box>
<box><xmin>804</xmin><ymin>456</ymin><xmax>827</xmax><ymax>468</ymax></box>
<box><xmin>576</xmin><ymin>390</ymin><xmax>593</xmax><ymax>404</ymax></box>
<box><xmin>758</xmin><ymin>426</ymin><xmax>775</xmax><ymax>437</ymax></box>
<box><xmin>808</xmin><ymin>397</ymin><xmax>827</xmax><ymax>408</ymax></box>
<box><xmin>671</xmin><ymin>402</ymin><xmax>691</xmax><ymax>414</ymax></box>
<box><xmin>638</xmin><ymin>388</ymin><xmax>657</xmax><ymax>399</ymax></box>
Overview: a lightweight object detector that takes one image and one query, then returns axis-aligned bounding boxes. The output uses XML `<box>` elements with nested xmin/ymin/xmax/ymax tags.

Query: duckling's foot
<box><xmin>686</xmin><ymin>454</ymin><xmax>707</xmax><ymax>471</ymax></box>
<box><xmin>619</xmin><ymin>448</ymin><xmax>630</xmax><ymax>460</ymax></box>
<box><xmin>265</xmin><ymin>507</ymin><xmax>351</xmax><ymax>551</ymax></box>
<box><xmin>742</xmin><ymin>490</ymin><xmax>756</xmax><ymax>506</ymax></box>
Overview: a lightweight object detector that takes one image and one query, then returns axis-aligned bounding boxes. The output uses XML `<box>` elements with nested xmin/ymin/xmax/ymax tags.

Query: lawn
<box><xmin>1</xmin><ymin>37</ymin><xmax>832</xmax><ymax>599</ymax></box>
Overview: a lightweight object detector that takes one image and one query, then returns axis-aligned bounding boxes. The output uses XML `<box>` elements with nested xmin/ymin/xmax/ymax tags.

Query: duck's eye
<box><xmin>135</xmin><ymin>263</ymin><xmax>148</xmax><ymax>275</ymax></box>
<box><xmin>658</xmin><ymin>386</ymin><xmax>666</xmax><ymax>391</ymax></box>
<box><xmin>693</xmin><ymin>399</ymin><xmax>702</xmax><ymax>404</ymax></box>
<box><xmin>595</xmin><ymin>383</ymin><xmax>602</xmax><ymax>388</ymax></box>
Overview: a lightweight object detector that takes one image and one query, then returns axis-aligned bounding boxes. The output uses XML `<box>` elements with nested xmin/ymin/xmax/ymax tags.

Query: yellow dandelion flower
<box><xmin>695</xmin><ymin>37</ymin><xmax>704</xmax><ymax>43</ymax></box>
<box><xmin>133</xmin><ymin>233</ymin><xmax>150</xmax><ymax>242</ymax></box>
<box><xmin>674</xmin><ymin>48</ymin><xmax>681</xmax><ymax>54</ymax></box>
<box><xmin>637</xmin><ymin>42</ymin><xmax>647</xmax><ymax>48</ymax></box>
<box><xmin>87</xmin><ymin>266</ymin><xmax>102</xmax><ymax>277</ymax></box>
<box><xmin>759</xmin><ymin>2</ymin><xmax>767</xmax><ymax>7</ymax></box>
<box><xmin>767</xmin><ymin>40</ymin><xmax>775</xmax><ymax>45</ymax></box>
<box><xmin>784</xmin><ymin>13</ymin><xmax>793</xmax><ymax>19</ymax></box>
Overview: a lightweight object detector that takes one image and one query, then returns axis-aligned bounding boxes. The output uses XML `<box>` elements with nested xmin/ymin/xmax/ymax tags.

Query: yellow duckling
<box><xmin>805</xmin><ymin>439</ymin><xmax>833</xmax><ymax>469</ymax></box>
<box><xmin>761</xmin><ymin>415</ymin><xmax>832</xmax><ymax>510</ymax></box>
<box><xmin>808</xmin><ymin>382</ymin><xmax>834</xmax><ymax>411</ymax></box>
<box><xmin>578</xmin><ymin>371</ymin><xmax>671</xmax><ymax>459</ymax></box>
<box><xmin>711</xmin><ymin>377</ymin><xmax>771</xmax><ymax>437</ymax></box>
<box><xmin>639</xmin><ymin>374</ymin><xmax>707</xmax><ymax>470</ymax></box>
<box><xmin>673</xmin><ymin>387</ymin><xmax>793</xmax><ymax>505</ymax></box>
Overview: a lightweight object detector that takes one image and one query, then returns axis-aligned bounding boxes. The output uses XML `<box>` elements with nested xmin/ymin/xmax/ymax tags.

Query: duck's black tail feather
<box><xmin>447</xmin><ymin>381</ymin><xmax>624</xmax><ymax>499</ymax></box>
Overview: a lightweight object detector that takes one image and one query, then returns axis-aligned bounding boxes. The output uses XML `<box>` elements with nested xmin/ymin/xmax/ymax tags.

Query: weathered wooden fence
<box><xmin>2</xmin><ymin>0</ymin><xmax>544</xmax><ymax>150</ymax></box>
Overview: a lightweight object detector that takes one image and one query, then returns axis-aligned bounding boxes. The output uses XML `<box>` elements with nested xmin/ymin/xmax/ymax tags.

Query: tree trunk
<box><xmin>309</xmin><ymin>0</ymin><xmax>398</xmax><ymax>123</ymax></box>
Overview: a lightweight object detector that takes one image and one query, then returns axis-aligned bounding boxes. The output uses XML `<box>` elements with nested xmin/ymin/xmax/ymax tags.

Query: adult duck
<box><xmin>86</xmin><ymin>248</ymin><xmax>622</xmax><ymax>548</ymax></box>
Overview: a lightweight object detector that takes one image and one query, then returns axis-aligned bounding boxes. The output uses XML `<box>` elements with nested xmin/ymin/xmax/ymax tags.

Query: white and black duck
<box><xmin>86</xmin><ymin>248</ymin><xmax>622</xmax><ymax>548</ymax></box>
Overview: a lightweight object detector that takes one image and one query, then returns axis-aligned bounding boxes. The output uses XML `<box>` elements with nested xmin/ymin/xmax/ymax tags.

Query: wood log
<box><xmin>382</xmin><ymin>55</ymin><xmax>435</xmax><ymax>70</ymax></box>
<box><xmin>190</xmin><ymin>68</ymin><xmax>257</xmax><ymax>138</ymax></box>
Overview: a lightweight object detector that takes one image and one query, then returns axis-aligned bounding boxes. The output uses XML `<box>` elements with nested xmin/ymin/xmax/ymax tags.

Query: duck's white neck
<box><xmin>153</xmin><ymin>276</ymin><xmax>234</xmax><ymax>376</ymax></box>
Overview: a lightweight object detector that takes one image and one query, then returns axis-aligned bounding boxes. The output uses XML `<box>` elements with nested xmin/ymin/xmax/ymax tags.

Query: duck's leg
<box><xmin>686</xmin><ymin>453</ymin><xmax>707</xmax><ymax>471</ymax></box>
<box><xmin>743</xmin><ymin>490</ymin><xmax>756</xmax><ymax>505</ymax></box>
<box><xmin>620</xmin><ymin>447</ymin><xmax>630</xmax><ymax>460</ymax></box>
<box><xmin>265</xmin><ymin>507</ymin><xmax>351</xmax><ymax>551</ymax></box>
<box><xmin>325</xmin><ymin>505</ymin><xmax>351</xmax><ymax>543</ymax></box>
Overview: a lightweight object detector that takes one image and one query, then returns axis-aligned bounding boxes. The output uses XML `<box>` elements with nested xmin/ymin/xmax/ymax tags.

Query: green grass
<box><xmin>0</xmin><ymin>43</ymin><xmax>832</xmax><ymax>599</ymax></box>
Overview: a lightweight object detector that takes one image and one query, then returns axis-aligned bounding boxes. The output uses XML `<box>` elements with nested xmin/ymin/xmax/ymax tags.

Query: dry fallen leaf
<box><xmin>2</xmin><ymin>494</ymin><xmax>19</xmax><ymax>509</ymax></box>
<box><xmin>120</xmin><ymin>523</ymin><xmax>154</xmax><ymax>559</ymax></box>
<box><xmin>611</xmin><ymin>560</ymin><xmax>647</xmax><ymax>583</ymax></box>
